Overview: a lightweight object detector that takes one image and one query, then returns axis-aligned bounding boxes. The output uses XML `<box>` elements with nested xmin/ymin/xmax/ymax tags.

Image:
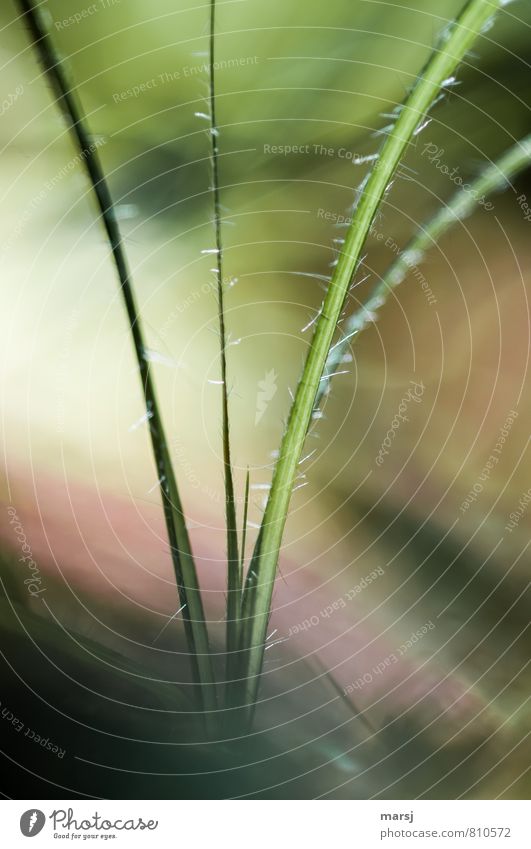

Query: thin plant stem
<box><xmin>318</xmin><ymin>133</ymin><xmax>531</xmax><ymax>406</ymax></box>
<box><xmin>238</xmin><ymin>0</ymin><xmax>506</xmax><ymax>715</ymax></box>
<box><xmin>206</xmin><ymin>0</ymin><xmax>241</xmax><ymax>681</ymax></box>
<box><xmin>239</xmin><ymin>468</ymin><xmax>251</xmax><ymax>589</ymax></box>
<box><xmin>16</xmin><ymin>0</ymin><xmax>217</xmax><ymax>715</ymax></box>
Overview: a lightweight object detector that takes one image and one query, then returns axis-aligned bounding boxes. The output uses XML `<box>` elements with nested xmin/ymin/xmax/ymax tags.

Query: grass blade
<box><xmin>239</xmin><ymin>468</ymin><xmax>251</xmax><ymax>588</ymax></box>
<box><xmin>238</xmin><ymin>0</ymin><xmax>506</xmax><ymax>713</ymax></box>
<box><xmin>318</xmin><ymin>133</ymin><xmax>531</xmax><ymax>405</ymax></box>
<box><xmin>205</xmin><ymin>0</ymin><xmax>241</xmax><ymax>675</ymax></box>
<box><xmin>16</xmin><ymin>0</ymin><xmax>217</xmax><ymax>713</ymax></box>
<box><xmin>224</xmin><ymin>468</ymin><xmax>250</xmax><ymax>714</ymax></box>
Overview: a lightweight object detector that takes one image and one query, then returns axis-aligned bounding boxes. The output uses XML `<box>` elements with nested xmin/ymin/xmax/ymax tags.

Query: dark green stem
<box><xmin>16</xmin><ymin>0</ymin><xmax>217</xmax><ymax>715</ymax></box>
<box><xmin>206</xmin><ymin>0</ymin><xmax>240</xmax><ymax>686</ymax></box>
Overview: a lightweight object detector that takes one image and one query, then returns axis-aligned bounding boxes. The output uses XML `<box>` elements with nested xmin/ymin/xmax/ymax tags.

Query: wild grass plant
<box><xmin>15</xmin><ymin>0</ymin><xmax>530</xmax><ymax>738</ymax></box>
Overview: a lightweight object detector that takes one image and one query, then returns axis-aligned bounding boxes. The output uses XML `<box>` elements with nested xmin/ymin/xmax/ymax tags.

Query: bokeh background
<box><xmin>0</xmin><ymin>0</ymin><xmax>530</xmax><ymax>798</ymax></box>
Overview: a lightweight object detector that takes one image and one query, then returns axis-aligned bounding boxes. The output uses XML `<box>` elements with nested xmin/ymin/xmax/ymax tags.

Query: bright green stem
<box><xmin>16</xmin><ymin>0</ymin><xmax>217</xmax><ymax>715</ymax></box>
<box><xmin>239</xmin><ymin>0</ymin><xmax>504</xmax><ymax>712</ymax></box>
<box><xmin>318</xmin><ymin>133</ymin><xmax>531</xmax><ymax>405</ymax></box>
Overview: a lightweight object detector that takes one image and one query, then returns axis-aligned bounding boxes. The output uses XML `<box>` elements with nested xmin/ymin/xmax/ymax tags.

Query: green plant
<box><xmin>15</xmin><ymin>0</ymin><xmax>217</xmax><ymax>723</ymax></box>
<box><xmin>234</xmin><ymin>0</ymin><xmax>516</xmax><ymax>719</ymax></box>
<box><xmin>206</xmin><ymin>0</ymin><xmax>241</xmax><ymax>689</ymax></box>
<box><xmin>318</xmin><ymin>132</ymin><xmax>531</xmax><ymax>409</ymax></box>
<box><xmin>16</xmin><ymin>0</ymin><xmax>529</xmax><ymax>736</ymax></box>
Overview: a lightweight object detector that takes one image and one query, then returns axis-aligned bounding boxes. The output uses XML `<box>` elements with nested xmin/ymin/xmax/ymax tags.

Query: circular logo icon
<box><xmin>20</xmin><ymin>810</ymin><xmax>46</xmax><ymax>837</ymax></box>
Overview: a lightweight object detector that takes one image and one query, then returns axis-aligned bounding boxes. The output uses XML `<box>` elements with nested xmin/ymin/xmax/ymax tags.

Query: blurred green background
<box><xmin>0</xmin><ymin>0</ymin><xmax>530</xmax><ymax>798</ymax></box>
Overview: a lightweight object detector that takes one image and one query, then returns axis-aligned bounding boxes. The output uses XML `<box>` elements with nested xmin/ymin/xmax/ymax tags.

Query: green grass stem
<box><xmin>16</xmin><ymin>0</ymin><xmax>218</xmax><ymax>715</ymax></box>
<box><xmin>238</xmin><ymin>0</ymin><xmax>506</xmax><ymax>714</ymax></box>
